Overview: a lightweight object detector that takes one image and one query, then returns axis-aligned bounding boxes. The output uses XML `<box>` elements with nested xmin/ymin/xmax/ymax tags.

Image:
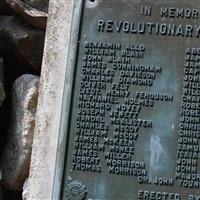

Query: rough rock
<box><xmin>22</xmin><ymin>178</ymin><xmax>28</xmax><ymax>200</ymax></box>
<box><xmin>21</xmin><ymin>0</ymin><xmax>49</xmax><ymax>12</ymax></box>
<box><xmin>0</xmin><ymin>74</ymin><xmax>39</xmax><ymax>191</ymax></box>
<box><xmin>0</xmin><ymin>58</ymin><xmax>6</xmax><ymax>107</ymax></box>
<box><xmin>6</xmin><ymin>0</ymin><xmax>48</xmax><ymax>30</ymax></box>
<box><xmin>0</xmin><ymin>15</ymin><xmax>45</xmax><ymax>73</ymax></box>
<box><xmin>0</xmin><ymin>188</ymin><xmax>2</xmax><ymax>200</ymax></box>
<box><xmin>0</xmin><ymin>171</ymin><xmax>2</xmax><ymax>200</ymax></box>
<box><xmin>0</xmin><ymin>0</ymin><xmax>13</xmax><ymax>15</ymax></box>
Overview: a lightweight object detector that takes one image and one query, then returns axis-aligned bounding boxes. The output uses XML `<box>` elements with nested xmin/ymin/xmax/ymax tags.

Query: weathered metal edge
<box><xmin>28</xmin><ymin>0</ymin><xmax>83</xmax><ymax>199</ymax></box>
<box><xmin>52</xmin><ymin>0</ymin><xmax>84</xmax><ymax>199</ymax></box>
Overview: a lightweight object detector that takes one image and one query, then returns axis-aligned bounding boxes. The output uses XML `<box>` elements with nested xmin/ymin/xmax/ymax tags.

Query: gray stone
<box><xmin>22</xmin><ymin>0</ymin><xmax>49</xmax><ymax>12</ymax></box>
<box><xmin>0</xmin><ymin>15</ymin><xmax>45</xmax><ymax>73</ymax></box>
<box><xmin>28</xmin><ymin>0</ymin><xmax>75</xmax><ymax>198</ymax></box>
<box><xmin>22</xmin><ymin>178</ymin><xmax>28</xmax><ymax>200</ymax></box>
<box><xmin>6</xmin><ymin>0</ymin><xmax>48</xmax><ymax>30</ymax></box>
<box><xmin>0</xmin><ymin>58</ymin><xmax>5</xmax><ymax>107</ymax></box>
<box><xmin>1</xmin><ymin>74</ymin><xmax>39</xmax><ymax>191</ymax></box>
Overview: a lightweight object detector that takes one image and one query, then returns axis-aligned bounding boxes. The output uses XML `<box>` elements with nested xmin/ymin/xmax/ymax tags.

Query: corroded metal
<box><xmin>61</xmin><ymin>0</ymin><xmax>200</xmax><ymax>199</ymax></box>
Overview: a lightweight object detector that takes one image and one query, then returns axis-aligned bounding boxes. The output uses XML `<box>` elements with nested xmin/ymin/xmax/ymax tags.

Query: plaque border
<box><xmin>52</xmin><ymin>1</ymin><xmax>84</xmax><ymax>199</ymax></box>
<box><xmin>28</xmin><ymin>0</ymin><xmax>83</xmax><ymax>199</ymax></box>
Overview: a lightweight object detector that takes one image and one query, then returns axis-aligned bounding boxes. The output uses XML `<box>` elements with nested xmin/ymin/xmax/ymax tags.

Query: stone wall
<box><xmin>0</xmin><ymin>0</ymin><xmax>49</xmax><ymax>199</ymax></box>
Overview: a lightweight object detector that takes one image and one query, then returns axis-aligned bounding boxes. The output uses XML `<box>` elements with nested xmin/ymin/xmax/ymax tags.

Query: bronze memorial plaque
<box><xmin>61</xmin><ymin>0</ymin><xmax>200</xmax><ymax>199</ymax></box>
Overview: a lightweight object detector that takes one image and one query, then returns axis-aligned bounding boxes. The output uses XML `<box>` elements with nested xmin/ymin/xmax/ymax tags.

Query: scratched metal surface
<box><xmin>61</xmin><ymin>0</ymin><xmax>200</xmax><ymax>199</ymax></box>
